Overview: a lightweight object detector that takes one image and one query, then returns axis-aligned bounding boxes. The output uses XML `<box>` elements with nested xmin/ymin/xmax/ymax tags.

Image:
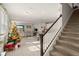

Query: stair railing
<box><xmin>72</xmin><ymin>3</ymin><xmax>78</xmax><ymax>9</ymax></box>
<box><xmin>39</xmin><ymin>14</ymin><xmax>62</xmax><ymax>56</ymax></box>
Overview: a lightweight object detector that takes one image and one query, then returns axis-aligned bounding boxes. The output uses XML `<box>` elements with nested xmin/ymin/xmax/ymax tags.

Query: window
<box><xmin>17</xmin><ymin>25</ymin><xmax>24</xmax><ymax>31</ymax></box>
<box><xmin>0</xmin><ymin>6</ymin><xmax>9</xmax><ymax>35</ymax></box>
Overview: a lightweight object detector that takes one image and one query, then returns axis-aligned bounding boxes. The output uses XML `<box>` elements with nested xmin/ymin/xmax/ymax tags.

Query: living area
<box><xmin>0</xmin><ymin>3</ymin><xmax>62</xmax><ymax>56</ymax></box>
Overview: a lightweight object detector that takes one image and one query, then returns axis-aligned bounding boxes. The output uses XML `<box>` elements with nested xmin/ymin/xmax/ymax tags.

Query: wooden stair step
<box><xmin>54</xmin><ymin>45</ymin><xmax>79</xmax><ymax>56</ymax></box>
<box><xmin>56</xmin><ymin>39</ymin><xmax>79</xmax><ymax>52</ymax></box>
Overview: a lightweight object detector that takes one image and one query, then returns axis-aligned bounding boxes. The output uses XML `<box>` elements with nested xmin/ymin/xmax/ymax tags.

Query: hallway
<box><xmin>6</xmin><ymin>37</ymin><xmax>40</xmax><ymax>56</ymax></box>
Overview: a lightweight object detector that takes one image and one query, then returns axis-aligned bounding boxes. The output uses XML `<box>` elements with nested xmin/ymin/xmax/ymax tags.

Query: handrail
<box><xmin>40</xmin><ymin>14</ymin><xmax>62</xmax><ymax>56</ymax></box>
<box><xmin>72</xmin><ymin>3</ymin><xmax>78</xmax><ymax>9</ymax></box>
<box><xmin>43</xmin><ymin>27</ymin><xmax>61</xmax><ymax>55</ymax></box>
<box><xmin>43</xmin><ymin>14</ymin><xmax>62</xmax><ymax>36</ymax></box>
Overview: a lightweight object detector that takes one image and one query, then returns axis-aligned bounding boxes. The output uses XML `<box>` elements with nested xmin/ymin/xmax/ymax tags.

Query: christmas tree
<box><xmin>4</xmin><ymin>21</ymin><xmax>21</xmax><ymax>51</ymax></box>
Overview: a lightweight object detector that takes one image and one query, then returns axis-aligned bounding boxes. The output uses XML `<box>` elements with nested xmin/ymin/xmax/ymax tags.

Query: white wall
<box><xmin>62</xmin><ymin>4</ymin><xmax>73</xmax><ymax>29</ymax></box>
<box><xmin>68</xmin><ymin>3</ymin><xmax>73</xmax><ymax>8</ymax></box>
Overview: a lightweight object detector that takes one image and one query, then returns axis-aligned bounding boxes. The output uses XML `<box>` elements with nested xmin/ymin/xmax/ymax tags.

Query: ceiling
<box><xmin>3</xmin><ymin>3</ymin><xmax>62</xmax><ymax>24</ymax></box>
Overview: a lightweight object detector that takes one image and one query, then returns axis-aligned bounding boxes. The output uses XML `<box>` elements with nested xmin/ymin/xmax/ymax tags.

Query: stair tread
<box><xmin>56</xmin><ymin>40</ymin><xmax>79</xmax><ymax>51</ymax></box>
<box><xmin>57</xmin><ymin>39</ymin><xmax>79</xmax><ymax>47</ymax></box>
<box><xmin>61</xmin><ymin>32</ymin><xmax>79</xmax><ymax>37</ymax></box>
<box><xmin>50</xmin><ymin>50</ymin><xmax>64</xmax><ymax>56</ymax></box>
<box><xmin>55</xmin><ymin>45</ymin><xmax>79</xmax><ymax>56</ymax></box>
<box><xmin>60</xmin><ymin>36</ymin><xmax>79</xmax><ymax>44</ymax></box>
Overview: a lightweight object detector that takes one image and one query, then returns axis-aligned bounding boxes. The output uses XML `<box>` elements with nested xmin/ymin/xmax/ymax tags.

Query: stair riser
<box><xmin>61</xmin><ymin>33</ymin><xmax>79</xmax><ymax>37</ymax></box>
<box><xmin>68</xmin><ymin>18</ymin><xmax>79</xmax><ymax>24</ymax></box>
<box><xmin>63</xmin><ymin>29</ymin><xmax>79</xmax><ymax>32</ymax></box>
<box><xmin>66</xmin><ymin>25</ymin><xmax>79</xmax><ymax>27</ymax></box>
<box><xmin>49</xmin><ymin>50</ymin><xmax>63</xmax><ymax>56</ymax></box>
<box><xmin>50</xmin><ymin>53</ymin><xmax>63</xmax><ymax>56</ymax></box>
<box><xmin>68</xmin><ymin>19</ymin><xmax>79</xmax><ymax>21</ymax></box>
<box><xmin>54</xmin><ymin>46</ymin><xmax>73</xmax><ymax>56</ymax></box>
<box><xmin>65</xmin><ymin>26</ymin><xmax>79</xmax><ymax>29</ymax></box>
<box><xmin>67</xmin><ymin>22</ymin><xmax>79</xmax><ymax>25</ymax></box>
<box><xmin>68</xmin><ymin>21</ymin><xmax>79</xmax><ymax>23</ymax></box>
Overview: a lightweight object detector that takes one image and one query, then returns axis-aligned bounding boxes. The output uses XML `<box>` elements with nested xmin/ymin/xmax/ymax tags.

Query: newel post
<box><xmin>39</xmin><ymin>34</ymin><xmax>43</xmax><ymax>56</ymax></box>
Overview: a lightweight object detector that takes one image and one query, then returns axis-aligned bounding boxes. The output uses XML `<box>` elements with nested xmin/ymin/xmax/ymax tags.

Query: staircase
<box><xmin>50</xmin><ymin>9</ymin><xmax>79</xmax><ymax>56</ymax></box>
